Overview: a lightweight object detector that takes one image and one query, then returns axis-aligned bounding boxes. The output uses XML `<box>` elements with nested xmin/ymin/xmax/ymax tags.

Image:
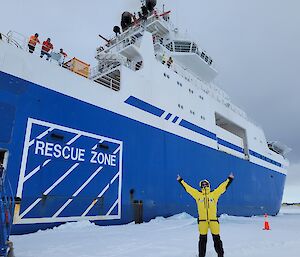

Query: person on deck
<box><xmin>28</xmin><ymin>33</ymin><xmax>40</xmax><ymax>53</ymax></box>
<box><xmin>167</xmin><ymin>56</ymin><xmax>173</xmax><ymax>68</ymax></box>
<box><xmin>161</xmin><ymin>53</ymin><xmax>167</xmax><ymax>65</ymax></box>
<box><xmin>58</xmin><ymin>48</ymin><xmax>67</xmax><ymax>66</ymax></box>
<box><xmin>177</xmin><ymin>173</ymin><xmax>234</xmax><ymax>257</ymax></box>
<box><xmin>40</xmin><ymin>38</ymin><xmax>53</xmax><ymax>60</ymax></box>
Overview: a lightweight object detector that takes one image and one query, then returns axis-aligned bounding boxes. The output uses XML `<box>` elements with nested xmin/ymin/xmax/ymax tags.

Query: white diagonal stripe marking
<box><xmin>24</xmin><ymin>159</ymin><xmax>51</xmax><ymax>182</ymax></box>
<box><xmin>52</xmin><ymin>199</ymin><xmax>73</xmax><ymax>218</ymax></box>
<box><xmin>43</xmin><ymin>163</ymin><xmax>79</xmax><ymax>195</ymax></box>
<box><xmin>73</xmin><ymin>166</ymin><xmax>103</xmax><ymax>197</ymax></box>
<box><xmin>67</xmin><ymin>134</ymin><xmax>81</xmax><ymax>145</ymax></box>
<box><xmin>106</xmin><ymin>199</ymin><xmax>119</xmax><ymax>216</ymax></box>
<box><xmin>19</xmin><ymin>198</ymin><xmax>42</xmax><ymax>219</ymax></box>
<box><xmin>81</xmin><ymin>184</ymin><xmax>110</xmax><ymax>217</ymax></box>
<box><xmin>53</xmin><ymin>166</ymin><xmax>103</xmax><ymax>218</ymax></box>
<box><xmin>113</xmin><ymin>146</ymin><xmax>121</xmax><ymax>154</ymax></box>
<box><xmin>92</xmin><ymin>139</ymin><xmax>104</xmax><ymax>150</ymax></box>
<box><xmin>29</xmin><ymin>127</ymin><xmax>54</xmax><ymax>146</ymax></box>
<box><xmin>20</xmin><ymin>163</ymin><xmax>80</xmax><ymax>219</ymax></box>
<box><xmin>110</xmin><ymin>172</ymin><xmax>120</xmax><ymax>185</ymax></box>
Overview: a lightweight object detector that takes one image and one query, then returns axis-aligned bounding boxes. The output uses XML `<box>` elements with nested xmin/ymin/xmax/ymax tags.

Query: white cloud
<box><xmin>286</xmin><ymin>162</ymin><xmax>300</xmax><ymax>186</ymax></box>
<box><xmin>283</xmin><ymin>162</ymin><xmax>300</xmax><ymax>203</ymax></box>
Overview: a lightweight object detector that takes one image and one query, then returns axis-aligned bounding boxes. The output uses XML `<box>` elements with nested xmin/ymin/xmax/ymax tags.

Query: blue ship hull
<box><xmin>0</xmin><ymin>71</ymin><xmax>286</xmax><ymax>235</ymax></box>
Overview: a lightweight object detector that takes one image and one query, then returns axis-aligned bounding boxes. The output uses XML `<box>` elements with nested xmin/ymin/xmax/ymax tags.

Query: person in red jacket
<box><xmin>40</xmin><ymin>38</ymin><xmax>53</xmax><ymax>60</ymax></box>
<box><xmin>28</xmin><ymin>33</ymin><xmax>40</xmax><ymax>53</ymax></box>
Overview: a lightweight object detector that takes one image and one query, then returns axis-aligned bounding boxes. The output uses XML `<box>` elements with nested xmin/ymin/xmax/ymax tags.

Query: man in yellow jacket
<box><xmin>177</xmin><ymin>173</ymin><xmax>234</xmax><ymax>257</ymax></box>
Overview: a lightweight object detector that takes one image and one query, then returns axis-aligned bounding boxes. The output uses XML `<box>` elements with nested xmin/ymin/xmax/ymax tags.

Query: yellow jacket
<box><xmin>179</xmin><ymin>178</ymin><xmax>232</xmax><ymax>221</ymax></box>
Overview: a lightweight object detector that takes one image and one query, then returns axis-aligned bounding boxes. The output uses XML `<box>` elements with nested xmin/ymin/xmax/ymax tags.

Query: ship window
<box><xmin>191</xmin><ymin>43</ymin><xmax>197</xmax><ymax>53</ymax></box>
<box><xmin>166</xmin><ymin>42</ymin><xmax>174</xmax><ymax>51</ymax></box>
<box><xmin>174</xmin><ymin>41</ymin><xmax>192</xmax><ymax>53</ymax></box>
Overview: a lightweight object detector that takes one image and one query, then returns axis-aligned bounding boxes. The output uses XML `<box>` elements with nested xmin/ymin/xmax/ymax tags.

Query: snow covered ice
<box><xmin>11</xmin><ymin>206</ymin><xmax>300</xmax><ymax>257</ymax></box>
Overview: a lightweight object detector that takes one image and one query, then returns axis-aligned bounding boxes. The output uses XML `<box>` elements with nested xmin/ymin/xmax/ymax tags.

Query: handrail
<box><xmin>0</xmin><ymin>31</ymin><xmax>23</xmax><ymax>49</ymax></box>
<box><xmin>97</xmin><ymin>27</ymin><xmax>144</xmax><ymax>56</ymax></box>
<box><xmin>2</xmin><ymin>31</ymin><xmax>73</xmax><ymax>65</ymax></box>
<box><xmin>97</xmin><ymin>8</ymin><xmax>172</xmax><ymax>55</ymax></box>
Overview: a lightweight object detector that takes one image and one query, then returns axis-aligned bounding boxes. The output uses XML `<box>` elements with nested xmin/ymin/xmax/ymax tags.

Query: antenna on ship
<box><xmin>98</xmin><ymin>34</ymin><xmax>110</xmax><ymax>44</ymax></box>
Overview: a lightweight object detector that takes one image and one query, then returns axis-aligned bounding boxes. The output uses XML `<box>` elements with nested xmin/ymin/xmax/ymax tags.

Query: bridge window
<box><xmin>174</xmin><ymin>41</ymin><xmax>191</xmax><ymax>52</ymax></box>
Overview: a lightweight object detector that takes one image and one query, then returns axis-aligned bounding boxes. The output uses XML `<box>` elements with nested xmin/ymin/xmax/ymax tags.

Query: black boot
<box><xmin>198</xmin><ymin>234</ymin><xmax>207</xmax><ymax>257</ymax></box>
<box><xmin>212</xmin><ymin>234</ymin><xmax>224</xmax><ymax>257</ymax></box>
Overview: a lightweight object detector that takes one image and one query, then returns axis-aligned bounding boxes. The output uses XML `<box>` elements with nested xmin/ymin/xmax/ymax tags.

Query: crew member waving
<box><xmin>177</xmin><ymin>173</ymin><xmax>234</xmax><ymax>257</ymax></box>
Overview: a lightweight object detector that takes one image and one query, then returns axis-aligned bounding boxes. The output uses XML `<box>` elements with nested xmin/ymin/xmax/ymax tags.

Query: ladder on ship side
<box><xmin>0</xmin><ymin>163</ymin><xmax>14</xmax><ymax>257</ymax></box>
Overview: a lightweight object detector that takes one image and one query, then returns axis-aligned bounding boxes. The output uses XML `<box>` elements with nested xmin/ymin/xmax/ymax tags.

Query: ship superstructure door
<box><xmin>215</xmin><ymin>113</ymin><xmax>249</xmax><ymax>159</ymax></box>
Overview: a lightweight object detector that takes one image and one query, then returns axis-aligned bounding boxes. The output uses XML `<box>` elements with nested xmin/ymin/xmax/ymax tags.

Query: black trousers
<box><xmin>28</xmin><ymin>44</ymin><xmax>35</xmax><ymax>53</ymax></box>
<box><xmin>199</xmin><ymin>234</ymin><xmax>224</xmax><ymax>257</ymax></box>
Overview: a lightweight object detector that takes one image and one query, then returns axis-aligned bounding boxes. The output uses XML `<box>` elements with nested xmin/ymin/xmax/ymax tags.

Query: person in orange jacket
<box><xmin>28</xmin><ymin>33</ymin><xmax>40</xmax><ymax>53</ymax></box>
<box><xmin>40</xmin><ymin>38</ymin><xmax>54</xmax><ymax>61</ymax></box>
<box><xmin>177</xmin><ymin>173</ymin><xmax>234</xmax><ymax>257</ymax></box>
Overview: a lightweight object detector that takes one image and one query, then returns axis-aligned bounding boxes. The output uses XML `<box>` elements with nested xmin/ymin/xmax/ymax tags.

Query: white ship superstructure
<box><xmin>89</xmin><ymin>6</ymin><xmax>288</xmax><ymax>171</ymax></box>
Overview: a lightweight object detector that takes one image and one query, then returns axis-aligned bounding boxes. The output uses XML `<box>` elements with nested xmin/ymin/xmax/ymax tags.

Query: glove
<box><xmin>177</xmin><ymin>174</ymin><xmax>182</xmax><ymax>181</ymax></box>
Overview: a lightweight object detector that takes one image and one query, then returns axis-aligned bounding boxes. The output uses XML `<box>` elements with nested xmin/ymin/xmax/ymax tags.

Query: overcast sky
<box><xmin>1</xmin><ymin>0</ymin><xmax>299</xmax><ymax>201</ymax></box>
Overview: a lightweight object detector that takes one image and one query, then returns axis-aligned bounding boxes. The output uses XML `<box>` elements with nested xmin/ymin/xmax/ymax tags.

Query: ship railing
<box><xmin>90</xmin><ymin>61</ymin><xmax>121</xmax><ymax>80</ymax></box>
<box><xmin>97</xmin><ymin>75</ymin><xmax>120</xmax><ymax>91</ymax></box>
<box><xmin>1</xmin><ymin>31</ymin><xmax>24</xmax><ymax>49</ymax></box>
<box><xmin>97</xmin><ymin>25</ymin><xmax>144</xmax><ymax>56</ymax></box>
<box><xmin>2</xmin><ymin>30</ymin><xmax>75</xmax><ymax>67</ymax></box>
<box><xmin>96</xmin><ymin>9</ymin><xmax>172</xmax><ymax>55</ymax></box>
<box><xmin>90</xmin><ymin>65</ymin><xmax>121</xmax><ymax>91</ymax></box>
<box><xmin>145</xmin><ymin>11</ymin><xmax>172</xmax><ymax>30</ymax></box>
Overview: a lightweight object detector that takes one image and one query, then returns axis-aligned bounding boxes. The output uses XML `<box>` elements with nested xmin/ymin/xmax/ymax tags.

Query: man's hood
<box><xmin>199</xmin><ymin>179</ymin><xmax>211</xmax><ymax>193</ymax></box>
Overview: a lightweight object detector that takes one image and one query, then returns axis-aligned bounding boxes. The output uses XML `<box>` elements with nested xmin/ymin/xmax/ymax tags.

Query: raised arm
<box><xmin>177</xmin><ymin>175</ymin><xmax>199</xmax><ymax>199</ymax></box>
<box><xmin>213</xmin><ymin>173</ymin><xmax>234</xmax><ymax>197</ymax></box>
